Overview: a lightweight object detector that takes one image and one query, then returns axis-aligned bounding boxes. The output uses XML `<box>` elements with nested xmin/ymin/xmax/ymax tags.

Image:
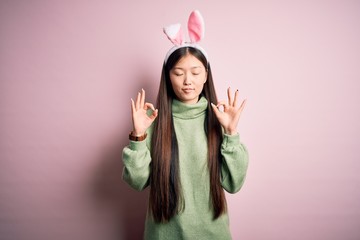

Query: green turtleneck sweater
<box><xmin>122</xmin><ymin>96</ymin><xmax>249</xmax><ymax>240</ymax></box>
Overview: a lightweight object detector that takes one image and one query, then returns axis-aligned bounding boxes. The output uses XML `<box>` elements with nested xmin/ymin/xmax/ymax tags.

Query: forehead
<box><xmin>173</xmin><ymin>54</ymin><xmax>204</xmax><ymax>69</ymax></box>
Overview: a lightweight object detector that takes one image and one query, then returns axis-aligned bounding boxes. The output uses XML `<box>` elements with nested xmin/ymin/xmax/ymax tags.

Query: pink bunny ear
<box><xmin>188</xmin><ymin>10</ymin><xmax>205</xmax><ymax>43</ymax></box>
<box><xmin>163</xmin><ymin>23</ymin><xmax>184</xmax><ymax>46</ymax></box>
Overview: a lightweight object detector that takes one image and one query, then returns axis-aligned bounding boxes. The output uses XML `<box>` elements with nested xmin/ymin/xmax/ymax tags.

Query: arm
<box><xmin>211</xmin><ymin>87</ymin><xmax>249</xmax><ymax>192</ymax></box>
<box><xmin>122</xmin><ymin>89</ymin><xmax>157</xmax><ymax>191</ymax></box>
<box><xmin>122</xmin><ymin>135</ymin><xmax>152</xmax><ymax>191</ymax></box>
<box><xmin>220</xmin><ymin>133</ymin><xmax>249</xmax><ymax>193</ymax></box>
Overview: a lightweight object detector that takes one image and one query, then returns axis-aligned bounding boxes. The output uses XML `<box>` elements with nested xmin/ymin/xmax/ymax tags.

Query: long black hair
<box><xmin>149</xmin><ymin>47</ymin><xmax>226</xmax><ymax>223</ymax></box>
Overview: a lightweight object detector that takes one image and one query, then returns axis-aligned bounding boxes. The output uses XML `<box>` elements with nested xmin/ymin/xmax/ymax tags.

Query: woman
<box><xmin>122</xmin><ymin>11</ymin><xmax>249</xmax><ymax>240</ymax></box>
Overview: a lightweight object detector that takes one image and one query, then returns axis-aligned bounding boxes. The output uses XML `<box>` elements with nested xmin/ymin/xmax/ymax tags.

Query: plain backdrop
<box><xmin>1</xmin><ymin>1</ymin><xmax>360</xmax><ymax>239</ymax></box>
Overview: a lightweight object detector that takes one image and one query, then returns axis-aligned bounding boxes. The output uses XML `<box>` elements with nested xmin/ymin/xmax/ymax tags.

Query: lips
<box><xmin>182</xmin><ymin>88</ymin><xmax>194</xmax><ymax>93</ymax></box>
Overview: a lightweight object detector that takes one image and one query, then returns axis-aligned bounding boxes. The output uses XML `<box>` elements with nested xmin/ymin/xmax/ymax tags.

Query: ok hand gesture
<box><xmin>131</xmin><ymin>89</ymin><xmax>158</xmax><ymax>136</ymax></box>
<box><xmin>211</xmin><ymin>87</ymin><xmax>247</xmax><ymax>135</ymax></box>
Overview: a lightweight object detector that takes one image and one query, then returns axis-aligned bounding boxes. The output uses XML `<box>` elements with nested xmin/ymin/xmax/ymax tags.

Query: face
<box><xmin>169</xmin><ymin>53</ymin><xmax>207</xmax><ymax>104</ymax></box>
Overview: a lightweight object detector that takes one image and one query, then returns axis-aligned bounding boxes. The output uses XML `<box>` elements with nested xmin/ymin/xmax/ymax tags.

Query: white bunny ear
<box><xmin>163</xmin><ymin>23</ymin><xmax>184</xmax><ymax>46</ymax></box>
<box><xmin>188</xmin><ymin>10</ymin><xmax>205</xmax><ymax>43</ymax></box>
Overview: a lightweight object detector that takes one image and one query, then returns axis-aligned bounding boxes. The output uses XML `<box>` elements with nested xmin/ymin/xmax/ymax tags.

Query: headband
<box><xmin>163</xmin><ymin>10</ymin><xmax>208</xmax><ymax>63</ymax></box>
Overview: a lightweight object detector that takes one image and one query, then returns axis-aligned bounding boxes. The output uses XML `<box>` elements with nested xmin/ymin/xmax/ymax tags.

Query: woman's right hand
<box><xmin>130</xmin><ymin>89</ymin><xmax>158</xmax><ymax>136</ymax></box>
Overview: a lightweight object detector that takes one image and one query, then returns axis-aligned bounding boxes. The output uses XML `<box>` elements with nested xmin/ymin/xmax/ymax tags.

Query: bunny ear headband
<box><xmin>163</xmin><ymin>10</ymin><xmax>208</xmax><ymax>63</ymax></box>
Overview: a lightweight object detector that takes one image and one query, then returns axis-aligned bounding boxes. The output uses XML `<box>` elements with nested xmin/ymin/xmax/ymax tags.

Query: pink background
<box><xmin>1</xmin><ymin>1</ymin><xmax>360</xmax><ymax>239</ymax></box>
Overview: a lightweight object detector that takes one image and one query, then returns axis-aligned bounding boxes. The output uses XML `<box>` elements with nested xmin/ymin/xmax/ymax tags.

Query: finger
<box><xmin>216</xmin><ymin>101</ymin><xmax>227</xmax><ymax>107</ymax></box>
<box><xmin>238</xmin><ymin>99</ymin><xmax>247</xmax><ymax>113</ymax></box>
<box><xmin>131</xmin><ymin>98</ymin><xmax>135</xmax><ymax>114</ymax></box>
<box><xmin>149</xmin><ymin>109</ymin><xmax>158</xmax><ymax>121</ymax></box>
<box><xmin>140</xmin><ymin>88</ymin><xmax>145</xmax><ymax>108</ymax></box>
<box><xmin>227</xmin><ymin>87</ymin><xmax>232</xmax><ymax>106</ymax></box>
<box><xmin>233</xmin><ymin>89</ymin><xmax>239</xmax><ymax>107</ymax></box>
<box><xmin>144</xmin><ymin>102</ymin><xmax>156</xmax><ymax>111</ymax></box>
<box><xmin>216</xmin><ymin>101</ymin><xmax>229</xmax><ymax>111</ymax></box>
<box><xmin>135</xmin><ymin>92</ymin><xmax>141</xmax><ymax>110</ymax></box>
<box><xmin>211</xmin><ymin>103</ymin><xmax>221</xmax><ymax>119</ymax></box>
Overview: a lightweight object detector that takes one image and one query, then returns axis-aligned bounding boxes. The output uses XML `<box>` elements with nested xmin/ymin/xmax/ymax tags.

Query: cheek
<box><xmin>170</xmin><ymin>77</ymin><xmax>183</xmax><ymax>91</ymax></box>
<box><xmin>194</xmin><ymin>80</ymin><xmax>205</xmax><ymax>92</ymax></box>
<box><xmin>197</xmin><ymin>74</ymin><xmax>207</xmax><ymax>85</ymax></box>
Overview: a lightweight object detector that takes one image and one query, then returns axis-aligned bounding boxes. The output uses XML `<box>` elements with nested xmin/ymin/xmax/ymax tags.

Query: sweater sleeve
<box><xmin>122</xmin><ymin>138</ymin><xmax>152</xmax><ymax>191</ymax></box>
<box><xmin>220</xmin><ymin>133</ymin><xmax>249</xmax><ymax>193</ymax></box>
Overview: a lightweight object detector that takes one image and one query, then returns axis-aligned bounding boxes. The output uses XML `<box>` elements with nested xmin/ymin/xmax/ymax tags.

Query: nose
<box><xmin>183</xmin><ymin>73</ymin><xmax>192</xmax><ymax>85</ymax></box>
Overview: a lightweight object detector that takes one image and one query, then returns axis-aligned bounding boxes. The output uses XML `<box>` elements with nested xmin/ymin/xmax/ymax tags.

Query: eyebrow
<box><xmin>172</xmin><ymin>66</ymin><xmax>202</xmax><ymax>70</ymax></box>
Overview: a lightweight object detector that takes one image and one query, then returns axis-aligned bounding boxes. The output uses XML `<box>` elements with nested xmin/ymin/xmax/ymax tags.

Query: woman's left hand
<box><xmin>211</xmin><ymin>87</ymin><xmax>247</xmax><ymax>135</ymax></box>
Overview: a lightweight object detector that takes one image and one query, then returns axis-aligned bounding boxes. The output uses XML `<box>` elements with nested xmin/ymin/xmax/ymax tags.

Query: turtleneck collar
<box><xmin>172</xmin><ymin>96</ymin><xmax>208</xmax><ymax>119</ymax></box>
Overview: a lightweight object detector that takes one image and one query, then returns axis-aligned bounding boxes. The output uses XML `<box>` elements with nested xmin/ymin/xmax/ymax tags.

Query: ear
<box><xmin>163</xmin><ymin>23</ymin><xmax>183</xmax><ymax>45</ymax></box>
<box><xmin>188</xmin><ymin>10</ymin><xmax>205</xmax><ymax>43</ymax></box>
